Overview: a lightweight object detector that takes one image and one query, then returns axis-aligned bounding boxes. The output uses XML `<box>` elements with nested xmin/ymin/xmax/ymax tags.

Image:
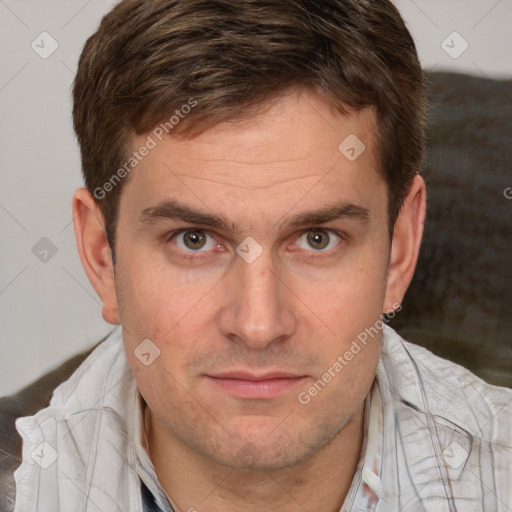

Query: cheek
<box><xmin>296</xmin><ymin>331</ymin><xmax>381</xmax><ymax>423</ymax></box>
<box><xmin>291</xmin><ymin>249</ymin><xmax>387</xmax><ymax>338</ymax></box>
<box><xmin>289</xmin><ymin>244</ymin><xmax>386</xmax><ymax>405</ymax></box>
<box><xmin>115</xmin><ymin>271</ymin><xmax>213</xmax><ymax>401</ymax></box>
<box><xmin>129</xmin><ymin>356</ymin><xmax>202</xmax><ymax>435</ymax></box>
<box><xmin>115</xmin><ymin>250</ymin><xmax>219</xmax><ymax>340</ymax></box>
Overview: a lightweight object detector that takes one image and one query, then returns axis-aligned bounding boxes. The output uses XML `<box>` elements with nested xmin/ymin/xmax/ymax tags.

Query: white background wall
<box><xmin>0</xmin><ymin>0</ymin><xmax>511</xmax><ymax>395</ymax></box>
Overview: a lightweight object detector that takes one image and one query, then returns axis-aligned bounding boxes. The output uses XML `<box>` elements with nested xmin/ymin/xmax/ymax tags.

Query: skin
<box><xmin>73</xmin><ymin>88</ymin><xmax>426</xmax><ymax>512</ymax></box>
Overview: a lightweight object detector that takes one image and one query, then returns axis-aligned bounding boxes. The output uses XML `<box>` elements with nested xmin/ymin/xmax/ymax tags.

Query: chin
<box><xmin>206</xmin><ymin>421</ymin><xmax>337</xmax><ymax>472</ymax></box>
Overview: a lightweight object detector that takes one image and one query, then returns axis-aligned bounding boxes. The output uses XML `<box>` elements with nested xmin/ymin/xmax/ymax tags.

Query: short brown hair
<box><xmin>72</xmin><ymin>0</ymin><xmax>427</xmax><ymax>258</ymax></box>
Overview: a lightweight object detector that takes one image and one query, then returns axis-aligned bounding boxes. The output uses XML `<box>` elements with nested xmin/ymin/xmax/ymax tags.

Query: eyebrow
<box><xmin>138</xmin><ymin>199</ymin><xmax>370</xmax><ymax>232</ymax></box>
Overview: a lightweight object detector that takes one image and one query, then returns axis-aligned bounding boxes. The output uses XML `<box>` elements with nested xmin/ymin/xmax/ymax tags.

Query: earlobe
<box><xmin>383</xmin><ymin>175</ymin><xmax>426</xmax><ymax>313</ymax></box>
<box><xmin>72</xmin><ymin>187</ymin><xmax>120</xmax><ymax>325</ymax></box>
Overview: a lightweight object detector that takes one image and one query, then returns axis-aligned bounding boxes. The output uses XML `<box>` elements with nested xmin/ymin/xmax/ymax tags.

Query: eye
<box><xmin>295</xmin><ymin>229</ymin><xmax>342</xmax><ymax>252</ymax></box>
<box><xmin>170</xmin><ymin>229</ymin><xmax>218</xmax><ymax>252</ymax></box>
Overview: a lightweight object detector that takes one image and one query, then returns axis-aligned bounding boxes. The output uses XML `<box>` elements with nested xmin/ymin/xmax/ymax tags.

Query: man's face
<box><xmin>114</xmin><ymin>88</ymin><xmax>390</xmax><ymax>470</ymax></box>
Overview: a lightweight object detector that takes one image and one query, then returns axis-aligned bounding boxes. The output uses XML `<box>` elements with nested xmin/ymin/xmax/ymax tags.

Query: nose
<box><xmin>218</xmin><ymin>249</ymin><xmax>297</xmax><ymax>349</ymax></box>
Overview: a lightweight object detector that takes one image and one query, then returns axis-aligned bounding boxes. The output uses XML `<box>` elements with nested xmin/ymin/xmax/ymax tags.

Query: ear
<box><xmin>383</xmin><ymin>174</ymin><xmax>426</xmax><ymax>313</ymax></box>
<box><xmin>72</xmin><ymin>188</ymin><xmax>120</xmax><ymax>325</ymax></box>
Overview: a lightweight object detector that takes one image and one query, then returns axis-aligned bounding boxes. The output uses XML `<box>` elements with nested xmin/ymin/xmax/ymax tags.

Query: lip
<box><xmin>205</xmin><ymin>371</ymin><xmax>309</xmax><ymax>399</ymax></box>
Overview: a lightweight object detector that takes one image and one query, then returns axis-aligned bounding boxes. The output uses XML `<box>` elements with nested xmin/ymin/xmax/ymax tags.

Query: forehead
<box><xmin>119</xmin><ymin>89</ymin><xmax>385</xmax><ymax>225</ymax></box>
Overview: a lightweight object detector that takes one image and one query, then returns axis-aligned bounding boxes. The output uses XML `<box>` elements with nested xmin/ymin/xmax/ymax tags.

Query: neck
<box><xmin>143</xmin><ymin>401</ymin><xmax>366</xmax><ymax>512</ymax></box>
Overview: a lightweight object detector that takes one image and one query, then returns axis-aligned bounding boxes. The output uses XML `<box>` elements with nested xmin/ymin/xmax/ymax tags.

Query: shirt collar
<box><xmin>340</xmin><ymin>377</ymin><xmax>384</xmax><ymax>512</ymax></box>
<box><xmin>134</xmin><ymin>391</ymin><xmax>175</xmax><ymax>512</ymax></box>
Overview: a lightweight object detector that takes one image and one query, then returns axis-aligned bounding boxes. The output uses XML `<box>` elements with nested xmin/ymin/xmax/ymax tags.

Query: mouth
<box><xmin>205</xmin><ymin>371</ymin><xmax>310</xmax><ymax>400</ymax></box>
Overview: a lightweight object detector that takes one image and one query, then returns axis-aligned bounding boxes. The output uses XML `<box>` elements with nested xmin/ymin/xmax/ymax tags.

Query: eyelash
<box><xmin>165</xmin><ymin>228</ymin><xmax>346</xmax><ymax>261</ymax></box>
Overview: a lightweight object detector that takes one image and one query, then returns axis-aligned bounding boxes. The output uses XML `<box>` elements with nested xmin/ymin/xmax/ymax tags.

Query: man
<box><xmin>8</xmin><ymin>0</ymin><xmax>512</xmax><ymax>511</ymax></box>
